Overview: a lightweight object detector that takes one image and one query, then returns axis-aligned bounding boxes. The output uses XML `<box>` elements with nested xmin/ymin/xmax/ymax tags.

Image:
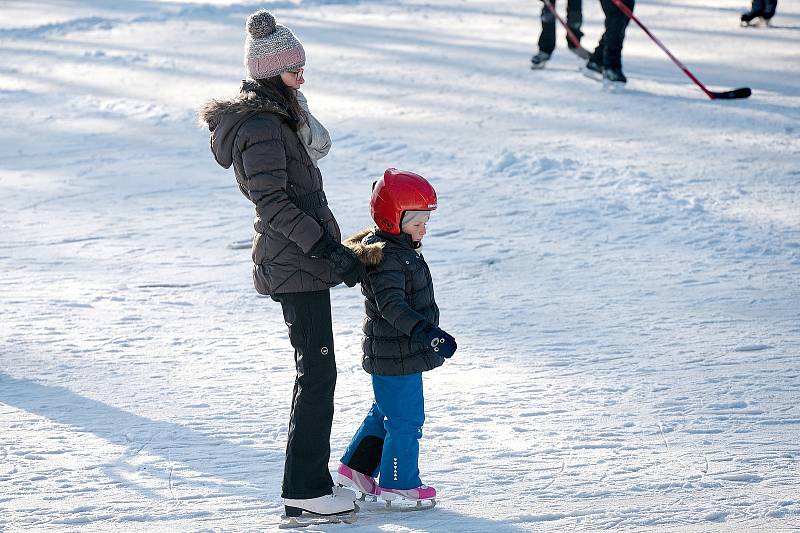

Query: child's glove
<box><xmin>411</xmin><ymin>321</ymin><xmax>457</xmax><ymax>359</ymax></box>
<box><xmin>308</xmin><ymin>233</ymin><xmax>366</xmax><ymax>287</ymax></box>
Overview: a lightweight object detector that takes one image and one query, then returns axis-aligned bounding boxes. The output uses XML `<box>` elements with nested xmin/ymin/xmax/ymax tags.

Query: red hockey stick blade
<box><xmin>710</xmin><ymin>87</ymin><xmax>751</xmax><ymax>100</ymax></box>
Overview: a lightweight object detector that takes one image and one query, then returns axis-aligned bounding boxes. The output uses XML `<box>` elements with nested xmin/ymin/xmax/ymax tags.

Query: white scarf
<box><xmin>296</xmin><ymin>90</ymin><xmax>331</xmax><ymax>167</ymax></box>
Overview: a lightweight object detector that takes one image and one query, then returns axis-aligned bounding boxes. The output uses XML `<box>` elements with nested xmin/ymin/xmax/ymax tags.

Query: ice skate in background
<box><xmin>740</xmin><ymin>0</ymin><xmax>777</xmax><ymax>26</ymax></box>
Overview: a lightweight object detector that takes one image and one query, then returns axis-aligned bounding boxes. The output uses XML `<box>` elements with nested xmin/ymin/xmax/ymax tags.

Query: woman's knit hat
<box><xmin>244</xmin><ymin>10</ymin><xmax>305</xmax><ymax>80</ymax></box>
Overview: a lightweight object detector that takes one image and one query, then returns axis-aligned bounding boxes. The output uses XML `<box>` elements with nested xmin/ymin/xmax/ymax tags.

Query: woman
<box><xmin>198</xmin><ymin>9</ymin><xmax>363</xmax><ymax>519</ymax></box>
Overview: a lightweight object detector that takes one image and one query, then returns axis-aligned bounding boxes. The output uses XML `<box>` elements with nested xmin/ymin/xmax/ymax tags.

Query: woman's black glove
<box><xmin>308</xmin><ymin>233</ymin><xmax>366</xmax><ymax>288</ymax></box>
<box><xmin>410</xmin><ymin>321</ymin><xmax>457</xmax><ymax>358</ymax></box>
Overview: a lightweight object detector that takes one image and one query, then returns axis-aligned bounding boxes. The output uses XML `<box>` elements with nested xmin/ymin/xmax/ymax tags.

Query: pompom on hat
<box><xmin>244</xmin><ymin>10</ymin><xmax>305</xmax><ymax>80</ymax></box>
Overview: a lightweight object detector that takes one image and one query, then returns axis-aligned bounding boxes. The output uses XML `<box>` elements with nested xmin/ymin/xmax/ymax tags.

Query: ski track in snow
<box><xmin>1</xmin><ymin>0</ymin><xmax>799</xmax><ymax>531</ymax></box>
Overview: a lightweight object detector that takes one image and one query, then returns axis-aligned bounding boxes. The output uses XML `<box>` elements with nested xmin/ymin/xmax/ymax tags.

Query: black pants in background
<box><xmin>538</xmin><ymin>0</ymin><xmax>584</xmax><ymax>54</ymax></box>
<box><xmin>749</xmin><ymin>0</ymin><xmax>778</xmax><ymax>18</ymax></box>
<box><xmin>590</xmin><ymin>0</ymin><xmax>635</xmax><ymax>70</ymax></box>
<box><xmin>273</xmin><ymin>289</ymin><xmax>337</xmax><ymax>499</ymax></box>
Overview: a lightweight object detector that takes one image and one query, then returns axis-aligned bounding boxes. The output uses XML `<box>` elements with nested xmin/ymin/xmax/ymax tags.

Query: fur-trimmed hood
<box><xmin>344</xmin><ymin>228</ymin><xmax>385</xmax><ymax>266</ymax></box>
<box><xmin>344</xmin><ymin>228</ymin><xmax>423</xmax><ymax>266</ymax></box>
<box><xmin>198</xmin><ymin>80</ymin><xmax>290</xmax><ymax>169</ymax></box>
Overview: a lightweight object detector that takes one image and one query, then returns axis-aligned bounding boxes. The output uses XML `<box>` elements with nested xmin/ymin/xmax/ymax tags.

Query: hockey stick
<box><xmin>609</xmin><ymin>0</ymin><xmax>751</xmax><ymax>100</ymax></box>
<box><xmin>541</xmin><ymin>0</ymin><xmax>583</xmax><ymax>51</ymax></box>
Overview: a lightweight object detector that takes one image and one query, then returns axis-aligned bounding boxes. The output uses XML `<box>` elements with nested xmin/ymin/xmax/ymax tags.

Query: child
<box><xmin>337</xmin><ymin>168</ymin><xmax>457</xmax><ymax>505</ymax></box>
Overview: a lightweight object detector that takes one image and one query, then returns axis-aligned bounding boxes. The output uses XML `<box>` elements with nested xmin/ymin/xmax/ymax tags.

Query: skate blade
<box><xmin>279</xmin><ymin>510</ymin><xmax>358</xmax><ymax>529</ymax></box>
<box><xmin>602</xmin><ymin>79</ymin><xmax>626</xmax><ymax>93</ymax></box>
<box><xmin>530</xmin><ymin>62</ymin><xmax>547</xmax><ymax>70</ymax></box>
<box><xmin>582</xmin><ymin>68</ymin><xmax>603</xmax><ymax>81</ymax></box>
<box><xmin>379</xmin><ymin>496</ymin><xmax>437</xmax><ymax>512</ymax></box>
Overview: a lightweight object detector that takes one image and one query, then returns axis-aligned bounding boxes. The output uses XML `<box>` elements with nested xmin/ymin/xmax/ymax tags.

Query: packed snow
<box><xmin>1</xmin><ymin>0</ymin><xmax>799</xmax><ymax>531</ymax></box>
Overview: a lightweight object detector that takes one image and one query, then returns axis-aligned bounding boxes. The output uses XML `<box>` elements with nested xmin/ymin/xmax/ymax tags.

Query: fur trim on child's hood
<box><xmin>343</xmin><ymin>228</ymin><xmax>384</xmax><ymax>266</ymax></box>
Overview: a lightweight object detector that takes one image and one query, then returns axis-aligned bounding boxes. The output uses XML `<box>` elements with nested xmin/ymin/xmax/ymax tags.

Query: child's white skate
<box><xmin>377</xmin><ymin>484</ymin><xmax>437</xmax><ymax>511</ymax></box>
<box><xmin>336</xmin><ymin>463</ymin><xmax>380</xmax><ymax>502</ymax></box>
<box><xmin>280</xmin><ymin>492</ymin><xmax>359</xmax><ymax>529</ymax></box>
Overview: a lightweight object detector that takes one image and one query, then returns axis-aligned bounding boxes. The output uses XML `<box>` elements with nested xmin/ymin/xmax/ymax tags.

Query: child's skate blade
<box><xmin>378</xmin><ymin>492</ymin><xmax>437</xmax><ymax>511</ymax></box>
<box><xmin>383</xmin><ymin>497</ymin><xmax>437</xmax><ymax>512</ymax></box>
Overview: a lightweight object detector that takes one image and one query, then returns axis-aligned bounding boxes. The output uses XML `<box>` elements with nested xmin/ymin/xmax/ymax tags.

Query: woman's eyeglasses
<box><xmin>289</xmin><ymin>68</ymin><xmax>304</xmax><ymax>81</ymax></box>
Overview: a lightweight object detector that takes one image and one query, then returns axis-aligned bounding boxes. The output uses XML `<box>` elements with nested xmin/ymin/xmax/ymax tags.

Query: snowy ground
<box><xmin>1</xmin><ymin>0</ymin><xmax>799</xmax><ymax>531</ymax></box>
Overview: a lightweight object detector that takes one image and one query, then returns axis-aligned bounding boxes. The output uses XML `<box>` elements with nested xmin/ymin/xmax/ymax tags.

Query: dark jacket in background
<box><xmin>199</xmin><ymin>81</ymin><xmax>341</xmax><ymax>295</ymax></box>
<box><xmin>345</xmin><ymin>228</ymin><xmax>444</xmax><ymax>376</ymax></box>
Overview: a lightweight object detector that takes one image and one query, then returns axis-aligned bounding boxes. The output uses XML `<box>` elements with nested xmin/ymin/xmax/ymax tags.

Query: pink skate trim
<box><xmin>378</xmin><ymin>485</ymin><xmax>437</xmax><ymax>501</ymax></box>
<box><xmin>336</xmin><ymin>464</ymin><xmax>379</xmax><ymax>496</ymax></box>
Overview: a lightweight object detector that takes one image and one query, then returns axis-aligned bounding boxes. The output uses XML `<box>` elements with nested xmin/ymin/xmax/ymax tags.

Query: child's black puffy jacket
<box><xmin>345</xmin><ymin>229</ymin><xmax>444</xmax><ymax>376</ymax></box>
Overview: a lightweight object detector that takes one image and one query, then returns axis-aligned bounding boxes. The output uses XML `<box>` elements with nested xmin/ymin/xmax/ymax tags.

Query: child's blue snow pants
<box><xmin>340</xmin><ymin>373</ymin><xmax>424</xmax><ymax>490</ymax></box>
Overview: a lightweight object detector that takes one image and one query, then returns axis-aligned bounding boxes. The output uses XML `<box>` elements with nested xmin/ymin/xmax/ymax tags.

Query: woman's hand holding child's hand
<box><xmin>309</xmin><ymin>233</ymin><xmax>366</xmax><ymax>287</ymax></box>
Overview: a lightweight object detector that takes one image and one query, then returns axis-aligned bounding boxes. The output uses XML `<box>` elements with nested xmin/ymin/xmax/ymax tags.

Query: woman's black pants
<box><xmin>273</xmin><ymin>289</ymin><xmax>337</xmax><ymax>499</ymax></box>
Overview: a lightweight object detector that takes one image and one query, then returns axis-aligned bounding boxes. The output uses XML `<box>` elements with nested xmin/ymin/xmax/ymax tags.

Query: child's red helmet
<box><xmin>370</xmin><ymin>168</ymin><xmax>437</xmax><ymax>235</ymax></box>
